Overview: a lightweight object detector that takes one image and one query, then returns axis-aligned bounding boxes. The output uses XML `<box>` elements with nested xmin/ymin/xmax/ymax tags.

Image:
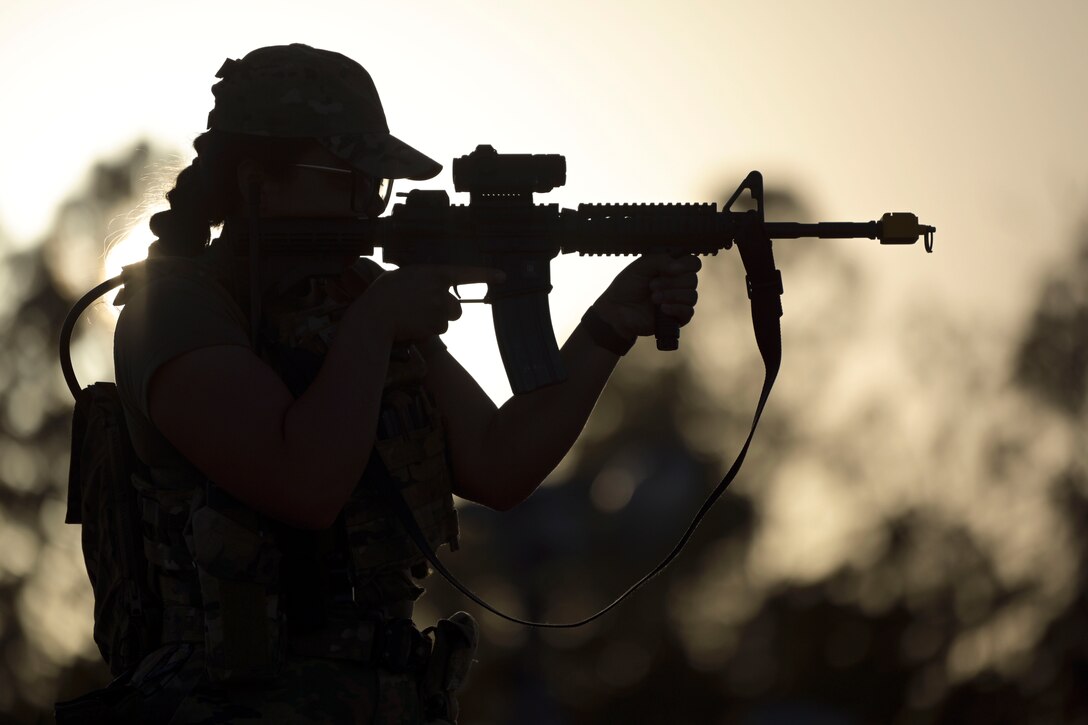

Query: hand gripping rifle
<box><xmin>60</xmin><ymin>144</ymin><xmax>934</xmax><ymax>628</ymax></box>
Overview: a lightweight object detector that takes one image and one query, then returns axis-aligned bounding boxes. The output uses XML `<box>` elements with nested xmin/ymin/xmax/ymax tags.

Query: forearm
<box><xmin>477</xmin><ymin>311</ymin><xmax>622</xmax><ymax>509</ymax></box>
<box><xmin>280</xmin><ymin>299</ymin><xmax>393</xmax><ymax>526</ymax></box>
<box><xmin>443</xmin><ymin>253</ymin><xmax>699</xmax><ymax>511</ymax></box>
<box><xmin>146</xmin><ymin>298</ymin><xmax>394</xmax><ymax>531</ymax></box>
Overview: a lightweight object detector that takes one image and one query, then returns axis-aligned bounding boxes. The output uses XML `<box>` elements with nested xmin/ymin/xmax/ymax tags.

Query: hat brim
<box><xmin>318</xmin><ymin>133</ymin><xmax>442</xmax><ymax>181</ymax></box>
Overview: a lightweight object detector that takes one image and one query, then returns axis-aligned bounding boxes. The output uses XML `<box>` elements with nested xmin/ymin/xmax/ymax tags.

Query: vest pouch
<box><xmin>190</xmin><ymin>500</ymin><xmax>284</xmax><ymax>682</ymax></box>
<box><xmin>66</xmin><ymin>382</ymin><xmax>161</xmax><ymax>677</ymax></box>
<box><xmin>347</xmin><ymin>422</ymin><xmax>460</xmax><ymax>577</ymax></box>
<box><xmin>376</xmin><ymin>425</ymin><xmax>459</xmax><ymax>553</ymax></box>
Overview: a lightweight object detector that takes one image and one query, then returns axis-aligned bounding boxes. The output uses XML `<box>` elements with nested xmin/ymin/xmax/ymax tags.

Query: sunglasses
<box><xmin>291</xmin><ymin>163</ymin><xmax>394</xmax><ymax>218</ymax></box>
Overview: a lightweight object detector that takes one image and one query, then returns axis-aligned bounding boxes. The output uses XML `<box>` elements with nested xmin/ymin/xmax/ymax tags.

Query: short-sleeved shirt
<box><xmin>111</xmin><ymin>245</ymin><xmax>451</xmax><ymax>721</ymax></box>
<box><xmin>113</xmin><ymin>242</ymin><xmax>436</xmax><ymax>470</ymax></box>
<box><xmin>114</xmin><ymin>241</ymin><xmax>252</xmax><ymax>469</ymax></box>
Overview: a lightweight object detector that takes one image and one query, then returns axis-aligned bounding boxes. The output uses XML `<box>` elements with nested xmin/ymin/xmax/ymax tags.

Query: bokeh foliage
<box><xmin>0</xmin><ymin>144</ymin><xmax>161</xmax><ymax>722</ymax></box>
<box><xmin>0</xmin><ymin>145</ymin><xmax>1085</xmax><ymax>724</ymax></box>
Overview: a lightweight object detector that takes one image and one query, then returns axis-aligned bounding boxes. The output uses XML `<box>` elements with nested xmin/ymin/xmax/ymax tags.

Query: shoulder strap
<box><xmin>60</xmin><ymin>275</ymin><xmax>124</xmax><ymax>400</ymax></box>
<box><xmin>376</xmin><ymin>233</ymin><xmax>783</xmax><ymax>628</ymax></box>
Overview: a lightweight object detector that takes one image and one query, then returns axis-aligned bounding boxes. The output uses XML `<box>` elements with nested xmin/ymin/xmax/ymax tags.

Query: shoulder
<box><xmin>114</xmin><ymin>255</ymin><xmax>250</xmax><ymax>420</ymax></box>
<box><xmin>115</xmin><ymin>255</ymin><xmax>248</xmax><ymax>340</ymax></box>
<box><xmin>116</xmin><ymin>238</ymin><xmax>246</xmax><ymax>307</ymax></box>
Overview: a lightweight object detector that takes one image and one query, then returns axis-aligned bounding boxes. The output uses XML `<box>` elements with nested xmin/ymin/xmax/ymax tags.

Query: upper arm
<box><xmin>114</xmin><ymin>267</ymin><xmax>324</xmax><ymax>527</ymax></box>
<box><xmin>147</xmin><ymin>345</ymin><xmax>317</xmax><ymax>526</ymax></box>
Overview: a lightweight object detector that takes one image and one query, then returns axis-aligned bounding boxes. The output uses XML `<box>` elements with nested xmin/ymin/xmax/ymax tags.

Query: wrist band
<box><xmin>581</xmin><ymin>306</ymin><xmax>636</xmax><ymax>356</ymax></box>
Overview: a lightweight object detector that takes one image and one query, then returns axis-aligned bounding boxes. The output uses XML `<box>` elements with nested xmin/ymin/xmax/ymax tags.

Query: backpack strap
<box><xmin>60</xmin><ymin>275</ymin><xmax>124</xmax><ymax>400</ymax></box>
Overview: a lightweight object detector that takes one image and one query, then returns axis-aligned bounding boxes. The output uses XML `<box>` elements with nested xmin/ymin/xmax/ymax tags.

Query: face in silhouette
<box><xmin>242</xmin><ymin>142</ymin><xmax>389</xmax><ymax>219</ymax></box>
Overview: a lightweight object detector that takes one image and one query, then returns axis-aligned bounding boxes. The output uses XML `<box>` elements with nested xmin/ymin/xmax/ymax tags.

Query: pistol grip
<box><xmin>654</xmin><ymin>252</ymin><xmax>684</xmax><ymax>351</ymax></box>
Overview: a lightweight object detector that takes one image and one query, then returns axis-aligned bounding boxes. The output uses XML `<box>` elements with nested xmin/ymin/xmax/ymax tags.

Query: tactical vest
<box><xmin>135</xmin><ymin>256</ymin><xmax>460</xmax><ymax>682</ymax></box>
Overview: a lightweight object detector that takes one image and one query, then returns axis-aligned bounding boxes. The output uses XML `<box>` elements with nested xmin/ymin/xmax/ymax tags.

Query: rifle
<box><xmin>222</xmin><ymin>144</ymin><xmax>934</xmax><ymax>394</ymax></box>
<box><xmin>59</xmin><ymin>144</ymin><xmax>934</xmax><ymax>628</ymax></box>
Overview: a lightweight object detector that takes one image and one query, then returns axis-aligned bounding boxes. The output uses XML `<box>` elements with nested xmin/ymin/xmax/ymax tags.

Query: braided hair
<box><xmin>147</xmin><ymin>130</ymin><xmax>311</xmax><ymax>258</ymax></box>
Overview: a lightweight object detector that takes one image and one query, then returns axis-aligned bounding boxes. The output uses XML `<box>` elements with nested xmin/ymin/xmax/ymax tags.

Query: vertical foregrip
<box><xmin>654</xmin><ymin>307</ymin><xmax>681</xmax><ymax>351</ymax></box>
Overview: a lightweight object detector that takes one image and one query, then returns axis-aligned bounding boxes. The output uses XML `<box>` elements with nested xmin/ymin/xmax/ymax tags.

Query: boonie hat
<box><xmin>207</xmin><ymin>43</ymin><xmax>442</xmax><ymax>181</ymax></box>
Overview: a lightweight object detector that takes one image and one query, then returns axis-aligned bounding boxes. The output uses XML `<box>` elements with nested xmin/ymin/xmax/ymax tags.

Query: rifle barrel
<box><xmin>763</xmin><ymin>221</ymin><xmax>881</xmax><ymax>239</ymax></box>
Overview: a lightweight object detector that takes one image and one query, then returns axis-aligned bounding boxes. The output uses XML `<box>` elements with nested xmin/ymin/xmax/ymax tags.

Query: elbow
<box><xmin>474</xmin><ymin>496</ymin><xmax>520</xmax><ymax>514</ymax></box>
<box><xmin>268</xmin><ymin>436</ymin><xmax>372</xmax><ymax>530</ymax></box>
<box><xmin>260</xmin><ymin>489</ymin><xmax>342</xmax><ymax>531</ymax></box>
<box><xmin>454</xmin><ymin>472</ymin><xmax>536</xmax><ymax>513</ymax></box>
<box><xmin>284</xmin><ymin>505</ymin><xmax>341</xmax><ymax>531</ymax></box>
<box><xmin>486</xmin><ymin>496</ymin><xmax>518</xmax><ymax>514</ymax></box>
<box><xmin>259</xmin><ymin>460</ymin><xmax>356</xmax><ymax>531</ymax></box>
<box><xmin>449</xmin><ymin>444</ymin><xmax>547</xmax><ymax>512</ymax></box>
<box><xmin>490</xmin><ymin>481</ymin><xmax>538</xmax><ymax>512</ymax></box>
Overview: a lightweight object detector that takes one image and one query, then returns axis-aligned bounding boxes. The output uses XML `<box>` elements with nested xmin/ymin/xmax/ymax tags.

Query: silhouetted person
<box><xmin>58</xmin><ymin>43</ymin><xmax>700</xmax><ymax>723</ymax></box>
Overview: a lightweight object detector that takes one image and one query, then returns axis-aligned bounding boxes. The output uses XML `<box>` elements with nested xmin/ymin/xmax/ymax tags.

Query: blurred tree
<box><xmin>426</xmin><ymin>181</ymin><xmax>851</xmax><ymax>724</ymax></box>
<box><xmin>433</xmin><ymin>185</ymin><xmax>1088</xmax><ymax>725</ymax></box>
<box><xmin>0</xmin><ymin>142</ymin><xmax>163</xmax><ymax>720</ymax></box>
<box><xmin>6</xmin><ymin>147</ymin><xmax>1086</xmax><ymax>725</ymax></box>
<box><xmin>1014</xmin><ymin>220</ymin><xmax>1088</xmax><ymax>415</ymax></box>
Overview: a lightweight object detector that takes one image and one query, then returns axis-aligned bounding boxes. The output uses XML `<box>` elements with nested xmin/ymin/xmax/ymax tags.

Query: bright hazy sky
<box><xmin>2</xmin><ymin>0</ymin><xmax>1086</xmax><ymax>401</ymax></box>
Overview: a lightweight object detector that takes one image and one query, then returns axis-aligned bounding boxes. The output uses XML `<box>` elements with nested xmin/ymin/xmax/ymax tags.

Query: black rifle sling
<box><xmin>376</xmin><ymin>234</ymin><xmax>783</xmax><ymax>628</ymax></box>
